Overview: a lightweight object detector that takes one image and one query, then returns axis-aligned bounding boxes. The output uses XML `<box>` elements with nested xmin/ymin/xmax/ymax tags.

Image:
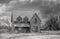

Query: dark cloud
<box><xmin>0</xmin><ymin>0</ymin><xmax>12</xmax><ymax>4</ymax></box>
<box><xmin>9</xmin><ymin>0</ymin><xmax>60</xmax><ymax>19</ymax></box>
<box><xmin>39</xmin><ymin>3</ymin><xmax>60</xmax><ymax>18</ymax></box>
<box><xmin>23</xmin><ymin>0</ymin><xmax>60</xmax><ymax>18</ymax></box>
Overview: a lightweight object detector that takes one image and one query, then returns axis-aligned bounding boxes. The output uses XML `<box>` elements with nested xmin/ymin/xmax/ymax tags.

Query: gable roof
<box><xmin>30</xmin><ymin>13</ymin><xmax>41</xmax><ymax>22</ymax></box>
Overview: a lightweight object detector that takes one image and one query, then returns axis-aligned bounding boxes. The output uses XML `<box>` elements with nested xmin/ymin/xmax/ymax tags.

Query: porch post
<box><xmin>30</xmin><ymin>24</ymin><xmax>32</xmax><ymax>33</ymax></box>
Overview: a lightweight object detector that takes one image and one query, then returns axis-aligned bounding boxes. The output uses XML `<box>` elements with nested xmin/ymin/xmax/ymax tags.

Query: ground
<box><xmin>0</xmin><ymin>33</ymin><xmax>60</xmax><ymax>39</ymax></box>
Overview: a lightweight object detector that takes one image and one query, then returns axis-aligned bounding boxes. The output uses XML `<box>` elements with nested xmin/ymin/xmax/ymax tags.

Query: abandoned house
<box><xmin>11</xmin><ymin>13</ymin><xmax>41</xmax><ymax>33</ymax></box>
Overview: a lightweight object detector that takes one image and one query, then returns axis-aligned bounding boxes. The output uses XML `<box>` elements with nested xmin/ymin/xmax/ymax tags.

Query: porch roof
<box><xmin>14</xmin><ymin>23</ymin><xmax>30</xmax><ymax>27</ymax></box>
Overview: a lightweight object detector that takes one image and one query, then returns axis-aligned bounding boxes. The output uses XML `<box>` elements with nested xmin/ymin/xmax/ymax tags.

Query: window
<box><xmin>34</xmin><ymin>18</ymin><xmax>37</xmax><ymax>23</ymax></box>
<box><xmin>32</xmin><ymin>26</ymin><xmax>38</xmax><ymax>32</ymax></box>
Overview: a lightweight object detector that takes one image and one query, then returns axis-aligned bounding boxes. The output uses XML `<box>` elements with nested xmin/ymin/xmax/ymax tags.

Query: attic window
<box><xmin>34</xmin><ymin>18</ymin><xmax>37</xmax><ymax>23</ymax></box>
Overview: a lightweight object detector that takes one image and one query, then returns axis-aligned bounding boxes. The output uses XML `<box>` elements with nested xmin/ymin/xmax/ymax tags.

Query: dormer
<box><xmin>23</xmin><ymin>16</ymin><xmax>29</xmax><ymax>23</ymax></box>
<box><xmin>16</xmin><ymin>16</ymin><xmax>22</xmax><ymax>23</ymax></box>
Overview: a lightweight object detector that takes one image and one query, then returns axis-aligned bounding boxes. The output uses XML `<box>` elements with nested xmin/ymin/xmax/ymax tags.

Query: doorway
<box><xmin>21</xmin><ymin>27</ymin><xmax>30</xmax><ymax>33</ymax></box>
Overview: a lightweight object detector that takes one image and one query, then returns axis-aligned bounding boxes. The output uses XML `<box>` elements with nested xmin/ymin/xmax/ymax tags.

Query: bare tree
<box><xmin>44</xmin><ymin>15</ymin><xmax>60</xmax><ymax>31</ymax></box>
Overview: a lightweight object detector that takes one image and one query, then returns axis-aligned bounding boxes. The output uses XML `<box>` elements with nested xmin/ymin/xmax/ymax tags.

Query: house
<box><xmin>11</xmin><ymin>13</ymin><xmax>41</xmax><ymax>33</ymax></box>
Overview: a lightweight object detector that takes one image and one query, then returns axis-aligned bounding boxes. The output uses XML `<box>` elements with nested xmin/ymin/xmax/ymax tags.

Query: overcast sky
<box><xmin>0</xmin><ymin>0</ymin><xmax>60</xmax><ymax>24</ymax></box>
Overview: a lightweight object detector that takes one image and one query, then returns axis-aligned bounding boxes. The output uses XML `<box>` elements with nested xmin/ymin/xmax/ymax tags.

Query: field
<box><xmin>0</xmin><ymin>32</ymin><xmax>60</xmax><ymax>39</ymax></box>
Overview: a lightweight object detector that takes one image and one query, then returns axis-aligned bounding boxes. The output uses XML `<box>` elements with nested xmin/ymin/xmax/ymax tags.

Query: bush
<box><xmin>0</xmin><ymin>26</ymin><xmax>12</xmax><ymax>33</ymax></box>
<box><xmin>44</xmin><ymin>16</ymin><xmax>60</xmax><ymax>31</ymax></box>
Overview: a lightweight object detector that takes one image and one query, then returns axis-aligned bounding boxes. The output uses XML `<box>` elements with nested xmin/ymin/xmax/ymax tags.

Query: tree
<box><xmin>44</xmin><ymin>16</ymin><xmax>60</xmax><ymax>31</ymax></box>
<box><xmin>23</xmin><ymin>16</ymin><xmax>29</xmax><ymax>23</ymax></box>
<box><xmin>16</xmin><ymin>16</ymin><xmax>22</xmax><ymax>22</ymax></box>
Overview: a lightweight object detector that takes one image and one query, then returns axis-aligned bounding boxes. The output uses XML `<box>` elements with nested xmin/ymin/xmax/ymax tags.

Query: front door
<box><xmin>32</xmin><ymin>26</ymin><xmax>38</xmax><ymax>32</ymax></box>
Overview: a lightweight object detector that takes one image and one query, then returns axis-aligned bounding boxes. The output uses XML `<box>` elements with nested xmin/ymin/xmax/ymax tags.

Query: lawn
<box><xmin>0</xmin><ymin>33</ymin><xmax>60</xmax><ymax>39</ymax></box>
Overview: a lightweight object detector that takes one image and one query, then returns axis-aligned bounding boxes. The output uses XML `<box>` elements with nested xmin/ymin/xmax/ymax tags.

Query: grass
<box><xmin>0</xmin><ymin>33</ymin><xmax>60</xmax><ymax>39</ymax></box>
<box><xmin>0</xmin><ymin>31</ymin><xmax>60</xmax><ymax>39</ymax></box>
